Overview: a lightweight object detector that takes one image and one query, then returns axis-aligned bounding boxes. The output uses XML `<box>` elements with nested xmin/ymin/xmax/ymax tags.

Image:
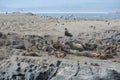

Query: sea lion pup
<box><xmin>55</xmin><ymin>51</ymin><xmax>65</xmax><ymax>58</ymax></box>
<box><xmin>42</xmin><ymin>40</ymin><xmax>55</xmax><ymax>52</ymax></box>
<box><xmin>24</xmin><ymin>52</ymin><xmax>39</xmax><ymax>56</ymax></box>
<box><xmin>104</xmin><ymin>43</ymin><xmax>117</xmax><ymax>55</ymax></box>
<box><xmin>98</xmin><ymin>42</ymin><xmax>116</xmax><ymax>59</ymax></box>
<box><xmin>64</xmin><ymin>28</ymin><xmax>73</xmax><ymax>37</ymax></box>
<box><xmin>60</xmin><ymin>41</ymin><xmax>71</xmax><ymax>51</ymax></box>
<box><xmin>21</xmin><ymin>51</ymin><xmax>39</xmax><ymax>57</ymax></box>
<box><xmin>27</xmin><ymin>42</ymin><xmax>37</xmax><ymax>52</ymax></box>
<box><xmin>95</xmin><ymin>39</ymin><xmax>104</xmax><ymax>55</ymax></box>
<box><xmin>117</xmin><ymin>44</ymin><xmax>120</xmax><ymax>52</ymax></box>
<box><xmin>99</xmin><ymin>53</ymin><xmax>114</xmax><ymax>59</ymax></box>
<box><xmin>53</xmin><ymin>50</ymin><xmax>66</xmax><ymax>58</ymax></box>
<box><xmin>112</xmin><ymin>59</ymin><xmax>120</xmax><ymax>63</ymax></box>
<box><xmin>53</xmin><ymin>40</ymin><xmax>61</xmax><ymax>50</ymax></box>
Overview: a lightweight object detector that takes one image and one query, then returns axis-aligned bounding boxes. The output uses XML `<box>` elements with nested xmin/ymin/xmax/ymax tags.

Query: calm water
<box><xmin>37</xmin><ymin>13</ymin><xmax>120</xmax><ymax>19</ymax></box>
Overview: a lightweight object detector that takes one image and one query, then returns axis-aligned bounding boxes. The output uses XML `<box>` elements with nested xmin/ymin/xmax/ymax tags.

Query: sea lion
<box><xmin>54</xmin><ymin>51</ymin><xmax>65</xmax><ymax>58</ymax></box>
<box><xmin>64</xmin><ymin>28</ymin><xmax>73</xmax><ymax>37</ymax></box>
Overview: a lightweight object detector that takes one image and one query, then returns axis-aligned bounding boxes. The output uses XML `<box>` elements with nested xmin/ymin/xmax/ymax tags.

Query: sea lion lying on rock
<box><xmin>65</xmin><ymin>42</ymin><xmax>84</xmax><ymax>51</ymax></box>
<box><xmin>104</xmin><ymin>43</ymin><xmax>117</xmax><ymax>53</ymax></box>
<box><xmin>21</xmin><ymin>52</ymin><xmax>40</xmax><ymax>57</ymax></box>
<box><xmin>27</xmin><ymin>45</ymin><xmax>37</xmax><ymax>52</ymax></box>
<box><xmin>112</xmin><ymin>59</ymin><xmax>120</xmax><ymax>63</ymax></box>
<box><xmin>64</xmin><ymin>28</ymin><xmax>73</xmax><ymax>37</ymax></box>
<box><xmin>53</xmin><ymin>40</ymin><xmax>61</xmax><ymax>49</ymax></box>
<box><xmin>117</xmin><ymin>45</ymin><xmax>120</xmax><ymax>52</ymax></box>
<box><xmin>83</xmin><ymin>43</ymin><xmax>97</xmax><ymax>50</ymax></box>
<box><xmin>54</xmin><ymin>51</ymin><xmax>66</xmax><ymax>58</ymax></box>
<box><xmin>68</xmin><ymin>49</ymin><xmax>99</xmax><ymax>57</ymax></box>
<box><xmin>99</xmin><ymin>53</ymin><xmax>114</xmax><ymax>59</ymax></box>
<box><xmin>71</xmin><ymin>42</ymin><xmax>84</xmax><ymax>51</ymax></box>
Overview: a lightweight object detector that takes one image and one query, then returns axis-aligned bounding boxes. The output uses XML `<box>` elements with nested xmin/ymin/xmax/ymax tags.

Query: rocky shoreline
<box><xmin>0</xmin><ymin>28</ymin><xmax>120</xmax><ymax>80</ymax></box>
<box><xmin>0</xmin><ymin>13</ymin><xmax>120</xmax><ymax>80</ymax></box>
<box><xmin>0</xmin><ymin>55</ymin><xmax>120</xmax><ymax>80</ymax></box>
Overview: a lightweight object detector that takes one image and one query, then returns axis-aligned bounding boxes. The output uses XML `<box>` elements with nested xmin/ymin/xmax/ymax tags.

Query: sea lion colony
<box><xmin>0</xmin><ymin>28</ymin><xmax>120</xmax><ymax>80</ymax></box>
<box><xmin>0</xmin><ymin>13</ymin><xmax>120</xmax><ymax>80</ymax></box>
<box><xmin>0</xmin><ymin>27</ymin><xmax>119</xmax><ymax>59</ymax></box>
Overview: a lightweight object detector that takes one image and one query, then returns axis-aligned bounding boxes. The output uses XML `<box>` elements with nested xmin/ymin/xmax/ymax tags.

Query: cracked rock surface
<box><xmin>0</xmin><ymin>56</ymin><xmax>120</xmax><ymax>80</ymax></box>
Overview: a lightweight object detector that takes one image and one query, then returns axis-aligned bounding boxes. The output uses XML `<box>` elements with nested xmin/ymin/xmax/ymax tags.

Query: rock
<box><xmin>0</xmin><ymin>57</ymin><xmax>120</xmax><ymax>80</ymax></box>
<box><xmin>100</xmin><ymin>69</ymin><xmax>120</xmax><ymax>80</ymax></box>
<box><xmin>51</xmin><ymin>61</ymin><xmax>78</xmax><ymax>80</ymax></box>
<box><xmin>75</xmin><ymin>65</ymin><xmax>120</xmax><ymax>80</ymax></box>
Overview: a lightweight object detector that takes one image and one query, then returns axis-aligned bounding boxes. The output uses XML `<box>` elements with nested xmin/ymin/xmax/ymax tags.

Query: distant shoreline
<box><xmin>0</xmin><ymin>11</ymin><xmax>117</xmax><ymax>14</ymax></box>
<box><xmin>0</xmin><ymin>12</ymin><xmax>120</xmax><ymax>19</ymax></box>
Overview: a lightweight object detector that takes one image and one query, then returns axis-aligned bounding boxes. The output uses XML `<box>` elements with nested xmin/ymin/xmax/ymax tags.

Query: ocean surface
<box><xmin>37</xmin><ymin>13</ymin><xmax>120</xmax><ymax>19</ymax></box>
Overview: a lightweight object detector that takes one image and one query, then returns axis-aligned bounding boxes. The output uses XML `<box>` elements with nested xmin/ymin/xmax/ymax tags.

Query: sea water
<box><xmin>37</xmin><ymin>13</ymin><xmax>120</xmax><ymax>19</ymax></box>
